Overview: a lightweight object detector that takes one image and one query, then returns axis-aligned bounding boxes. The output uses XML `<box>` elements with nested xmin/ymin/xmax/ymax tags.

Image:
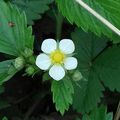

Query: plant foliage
<box><xmin>82</xmin><ymin>105</ymin><xmax>113</xmax><ymax>120</ymax></box>
<box><xmin>0</xmin><ymin>60</ymin><xmax>18</xmax><ymax>85</ymax></box>
<box><xmin>0</xmin><ymin>1</ymin><xmax>34</xmax><ymax>56</ymax></box>
<box><xmin>56</xmin><ymin>0</ymin><xmax>120</xmax><ymax>43</ymax></box>
<box><xmin>51</xmin><ymin>76</ymin><xmax>74</xmax><ymax>115</ymax></box>
<box><xmin>94</xmin><ymin>46</ymin><xmax>120</xmax><ymax>92</ymax></box>
<box><xmin>71</xmin><ymin>28</ymin><xmax>106</xmax><ymax>113</ymax></box>
<box><xmin>12</xmin><ymin>0</ymin><xmax>54</xmax><ymax>25</ymax></box>
<box><xmin>72</xmin><ymin>28</ymin><xmax>120</xmax><ymax>113</ymax></box>
<box><xmin>0</xmin><ymin>0</ymin><xmax>119</xmax><ymax>118</ymax></box>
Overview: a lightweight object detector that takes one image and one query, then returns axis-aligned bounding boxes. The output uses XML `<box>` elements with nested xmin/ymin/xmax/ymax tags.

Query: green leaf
<box><xmin>73</xmin><ymin>71</ymin><xmax>104</xmax><ymax>113</ymax></box>
<box><xmin>71</xmin><ymin>28</ymin><xmax>106</xmax><ymax>113</ymax></box>
<box><xmin>0</xmin><ymin>1</ymin><xmax>34</xmax><ymax>56</ymax></box>
<box><xmin>94</xmin><ymin>46</ymin><xmax>120</xmax><ymax>92</ymax></box>
<box><xmin>89</xmin><ymin>106</ymin><xmax>107</xmax><ymax>120</ymax></box>
<box><xmin>0</xmin><ymin>60</ymin><xmax>18</xmax><ymax>85</ymax></box>
<box><xmin>56</xmin><ymin>0</ymin><xmax>120</xmax><ymax>43</ymax></box>
<box><xmin>82</xmin><ymin>115</ymin><xmax>90</xmax><ymax>120</ymax></box>
<box><xmin>51</xmin><ymin>76</ymin><xmax>74</xmax><ymax>115</ymax></box>
<box><xmin>72</xmin><ymin>28</ymin><xmax>120</xmax><ymax>113</ymax></box>
<box><xmin>82</xmin><ymin>106</ymin><xmax>113</xmax><ymax>120</ymax></box>
<box><xmin>12</xmin><ymin>0</ymin><xmax>54</xmax><ymax>25</ymax></box>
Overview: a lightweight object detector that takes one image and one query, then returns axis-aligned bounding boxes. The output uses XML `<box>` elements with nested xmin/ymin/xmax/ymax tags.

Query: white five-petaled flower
<box><xmin>36</xmin><ymin>39</ymin><xmax>78</xmax><ymax>81</ymax></box>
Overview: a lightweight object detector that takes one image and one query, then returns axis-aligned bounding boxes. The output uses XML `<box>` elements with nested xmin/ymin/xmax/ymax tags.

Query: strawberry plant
<box><xmin>0</xmin><ymin>0</ymin><xmax>120</xmax><ymax>120</ymax></box>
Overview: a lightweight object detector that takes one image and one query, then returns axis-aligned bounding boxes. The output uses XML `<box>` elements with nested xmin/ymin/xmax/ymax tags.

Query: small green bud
<box><xmin>14</xmin><ymin>57</ymin><xmax>25</xmax><ymax>70</ymax></box>
<box><xmin>72</xmin><ymin>70</ymin><xmax>83</xmax><ymax>81</ymax></box>
<box><xmin>8</xmin><ymin>65</ymin><xmax>16</xmax><ymax>74</ymax></box>
<box><xmin>23</xmin><ymin>48</ymin><xmax>33</xmax><ymax>58</ymax></box>
<box><xmin>25</xmin><ymin>66</ymin><xmax>35</xmax><ymax>76</ymax></box>
<box><xmin>28</xmin><ymin>56</ymin><xmax>36</xmax><ymax>64</ymax></box>
<box><xmin>68</xmin><ymin>70</ymin><xmax>75</xmax><ymax>74</ymax></box>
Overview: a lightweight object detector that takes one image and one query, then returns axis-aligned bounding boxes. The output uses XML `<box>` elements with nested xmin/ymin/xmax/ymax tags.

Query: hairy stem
<box><xmin>56</xmin><ymin>12</ymin><xmax>63</xmax><ymax>40</ymax></box>
<box><xmin>76</xmin><ymin>0</ymin><xmax>120</xmax><ymax>36</ymax></box>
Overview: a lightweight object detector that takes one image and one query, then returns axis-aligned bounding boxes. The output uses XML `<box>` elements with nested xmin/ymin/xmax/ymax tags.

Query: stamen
<box><xmin>50</xmin><ymin>50</ymin><xmax>65</xmax><ymax>64</ymax></box>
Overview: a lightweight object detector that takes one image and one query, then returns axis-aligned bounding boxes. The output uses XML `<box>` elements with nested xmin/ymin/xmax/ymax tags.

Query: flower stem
<box><xmin>56</xmin><ymin>12</ymin><xmax>63</xmax><ymax>40</ymax></box>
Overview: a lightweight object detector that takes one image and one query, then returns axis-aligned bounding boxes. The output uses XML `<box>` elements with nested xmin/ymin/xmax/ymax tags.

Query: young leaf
<box><xmin>94</xmin><ymin>46</ymin><xmax>120</xmax><ymax>92</ymax></box>
<box><xmin>56</xmin><ymin>0</ymin><xmax>120</xmax><ymax>43</ymax></box>
<box><xmin>51</xmin><ymin>76</ymin><xmax>74</xmax><ymax>115</ymax></box>
<box><xmin>0</xmin><ymin>60</ymin><xmax>18</xmax><ymax>85</ymax></box>
<box><xmin>0</xmin><ymin>1</ymin><xmax>34</xmax><ymax>56</ymax></box>
<box><xmin>71</xmin><ymin>28</ymin><xmax>107</xmax><ymax>113</ymax></box>
<box><xmin>12</xmin><ymin>0</ymin><xmax>54</xmax><ymax>25</ymax></box>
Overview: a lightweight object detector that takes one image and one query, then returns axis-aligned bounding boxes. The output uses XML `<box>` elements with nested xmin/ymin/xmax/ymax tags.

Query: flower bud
<box><xmin>28</xmin><ymin>56</ymin><xmax>35</xmax><ymax>64</ymax></box>
<box><xmin>72</xmin><ymin>70</ymin><xmax>83</xmax><ymax>81</ymax></box>
<box><xmin>25</xmin><ymin>66</ymin><xmax>35</xmax><ymax>76</ymax></box>
<box><xmin>23</xmin><ymin>48</ymin><xmax>33</xmax><ymax>58</ymax></box>
<box><xmin>14</xmin><ymin>57</ymin><xmax>25</xmax><ymax>70</ymax></box>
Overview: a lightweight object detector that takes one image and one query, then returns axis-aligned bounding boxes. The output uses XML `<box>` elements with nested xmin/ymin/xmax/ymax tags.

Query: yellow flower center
<box><xmin>50</xmin><ymin>50</ymin><xmax>65</xmax><ymax>64</ymax></box>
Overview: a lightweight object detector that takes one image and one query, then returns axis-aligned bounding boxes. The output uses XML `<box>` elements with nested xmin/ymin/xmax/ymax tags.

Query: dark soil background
<box><xmin>0</xmin><ymin>13</ymin><xmax>120</xmax><ymax>120</ymax></box>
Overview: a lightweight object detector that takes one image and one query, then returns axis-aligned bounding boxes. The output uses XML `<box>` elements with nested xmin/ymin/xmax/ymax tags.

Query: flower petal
<box><xmin>36</xmin><ymin>54</ymin><xmax>51</xmax><ymax>70</ymax></box>
<box><xmin>59</xmin><ymin>39</ymin><xmax>75</xmax><ymax>54</ymax></box>
<box><xmin>64</xmin><ymin>57</ymin><xmax>78</xmax><ymax>70</ymax></box>
<box><xmin>41</xmin><ymin>39</ymin><xmax>57</xmax><ymax>54</ymax></box>
<box><xmin>49</xmin><ymin>65</ymin><xmax>65</xmax><ymax>81</ymax></box>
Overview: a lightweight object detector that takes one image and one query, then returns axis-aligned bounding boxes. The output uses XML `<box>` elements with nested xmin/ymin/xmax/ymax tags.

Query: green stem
<box><xmin>56</xmin><ymin>13</ymin><xmax>63</xmax><ymax>40</ymax></box>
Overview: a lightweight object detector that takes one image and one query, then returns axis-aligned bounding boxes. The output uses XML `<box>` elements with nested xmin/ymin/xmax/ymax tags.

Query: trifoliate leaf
<box><xmin>72</xmin><ymin>28</ymin><xmax>120</xmax><ymax>113</ymax></box>
<box><xmin>0</xmin><ymin>60</ymin><xmax>18</xmax><ymax>85</ymax></box>
<box><xmin>71</xmin><ymin>28</ymin><xmax>107</xmax><ymax>113</ymax></box>
<box><xmin>51</xmin><ymin>76</ymin><xmax>74</xmax><ymax>115</ymax></box>
<box><xmin>0</xmin><ymin>1</ymin><xmax>34</xmax><ymax>56</ymax></box>
<box><xmin>56</xmin><ymin>0</ymin><xmax>120</xmax><ymax>43</ymax></box>
<box><xmin>94</xmin><ymin>46</ymin><xmax>120</xmax><ymax>92</ymax></box>
<box><xmin>12</xmin><ymin>0</ymin><xmax>54</xmax><ymax>25</ymax></box>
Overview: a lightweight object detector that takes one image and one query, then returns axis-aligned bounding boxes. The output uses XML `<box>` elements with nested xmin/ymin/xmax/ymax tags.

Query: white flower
<box><xmin>36</xmin><ymin>39</ymin><xmax>78</xmax><ymax>81</ymax></box>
